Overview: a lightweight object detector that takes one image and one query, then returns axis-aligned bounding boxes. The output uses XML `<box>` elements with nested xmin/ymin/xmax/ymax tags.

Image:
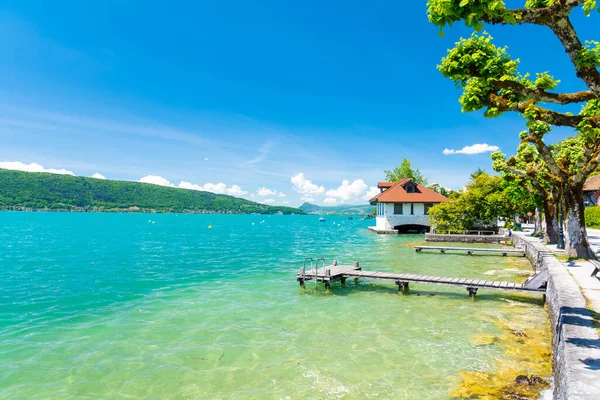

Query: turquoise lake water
<box><xmin>0</xmin><ymin>213</ymin><xmax>548</xmax><ymax>399</ymax></box>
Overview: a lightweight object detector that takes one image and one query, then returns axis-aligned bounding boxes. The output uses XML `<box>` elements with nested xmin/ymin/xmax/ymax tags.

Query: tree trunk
<box><xmin>563</xmin><ymin>184</ymin><xmax>595</xmax><ymax>258</ymax></box>
<box><xmin>534</xmin><ymin>207</ymin><xmax>543</xmax><ymax>236</ymax></box>
<box><xmin>543</xmin><ymin>187</ymin><xmax>559</xmax><ymax>244</ymax></box>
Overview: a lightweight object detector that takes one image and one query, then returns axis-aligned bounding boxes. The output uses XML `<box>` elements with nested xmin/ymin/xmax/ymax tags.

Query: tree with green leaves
<box><xmin>428</xmin><ymin>172</ymin><xmax>513</xmax><ymax>232</ymax></box>
<box><xmin>492</xmin><ymin>143</ymin><xmax>559</xmax><ymax>243</ymax></box>
<box><xmin>427</xmin><ymin>0</ymin><xmax>600</xmax><ymax>257</ymax></box>
<box><xmin>384</xmin><ymin>158</ymin><xmax>429</xmax><ymax>185</ymax></box>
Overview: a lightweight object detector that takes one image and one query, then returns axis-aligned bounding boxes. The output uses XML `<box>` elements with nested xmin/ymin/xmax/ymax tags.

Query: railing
<box><xmin>431</xmin><ymin>230</ymin><xmax>498</xmax><ymax>235</ymax></box>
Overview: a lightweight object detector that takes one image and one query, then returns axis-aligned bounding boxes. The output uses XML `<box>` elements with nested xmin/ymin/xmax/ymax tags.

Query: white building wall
<box><xmin>378</xmin><ymin>202</ymin><xmax>431</xmax><ymax>229</ymax></box>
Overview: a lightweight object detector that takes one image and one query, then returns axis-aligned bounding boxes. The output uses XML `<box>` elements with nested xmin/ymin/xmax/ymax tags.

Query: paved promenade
<box><xmin>537</xmin><ymin>227</ymin><xmax>600</xmax><ymax>312</ymax></box>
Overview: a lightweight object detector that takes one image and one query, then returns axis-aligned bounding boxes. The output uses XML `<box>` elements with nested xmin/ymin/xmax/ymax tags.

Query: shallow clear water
<box><xmin>0</xmin><ymin>213</ymin><xmax>547</xmax><ymax>399</ymax></box>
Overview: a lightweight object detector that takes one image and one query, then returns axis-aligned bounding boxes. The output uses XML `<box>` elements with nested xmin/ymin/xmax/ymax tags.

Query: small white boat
<box><xmin>319</xmin><ymin>217</ymin><xmax>326</xmax><ymax>222</ymax></box>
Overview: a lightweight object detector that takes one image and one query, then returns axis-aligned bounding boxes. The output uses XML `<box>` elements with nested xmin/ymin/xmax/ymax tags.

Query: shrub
<box><xmin>585</xmin><ymin>206</ymin><xmax>600</xmax><ymax>228</ymax></box>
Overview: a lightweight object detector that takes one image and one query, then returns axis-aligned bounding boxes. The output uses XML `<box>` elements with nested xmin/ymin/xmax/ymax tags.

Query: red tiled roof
<box><xmin>584</xmin><ymin>175</ymin><xmax>600</xmax><ymax>191</ymax></box>
<box><xmin>378</xmin><ymin>182</ymin><xmax>394</xmax><ymax>188</ymax></box>
<box><xmin>370</xmin><ymin>178</ymin><xmax>449</xmax><ymax>204</ymax></box>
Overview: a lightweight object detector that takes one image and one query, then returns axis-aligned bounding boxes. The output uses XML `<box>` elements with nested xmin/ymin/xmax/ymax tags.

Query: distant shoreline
<box><xmin>0</xmin><ymin>208</ymin><xmax>303</xmax><ymax>215</ymax></box>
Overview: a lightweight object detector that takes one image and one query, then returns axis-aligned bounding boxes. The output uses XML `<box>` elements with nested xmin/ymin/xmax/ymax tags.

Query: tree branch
<box><xmin>547</xmin><ymin>12</ymin><xmax>600</xmax><ymax>97</ymax></box>
<box><xmin>524</xmin><ymin>135</ymin><xmax>567</xmax><ymax>180</ymax></box>
<box><xmin>486</xmin><ymin>94</ymin><xmax>600</xmax><ymax>128</ymax></box>
<box><xmin>493</xmin><ymin>80</ymin><xmax>595</xmax><ymax>104</ymax></box>
<box><xmin>579</xmin><ymin>147</ymin><xmax>600</xmax><ymax>181</ymax></box>
<box><xmin>481</xmin><ymin>1</ymin><xmax>583</xmax><ymax>26</ymax></box>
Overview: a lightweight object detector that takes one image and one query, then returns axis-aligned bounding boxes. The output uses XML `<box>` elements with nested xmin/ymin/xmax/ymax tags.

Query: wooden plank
<box><xmin>492</xmin><ymin>281</ymin><xmax>503</xmax><ymax>288</ymax></box>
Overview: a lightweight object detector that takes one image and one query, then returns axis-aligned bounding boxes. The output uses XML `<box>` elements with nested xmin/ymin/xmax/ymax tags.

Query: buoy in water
<box><xmin>208</xmin><ymin>225</ymin><xmax>213</xmax><ymax>229</ymax></box>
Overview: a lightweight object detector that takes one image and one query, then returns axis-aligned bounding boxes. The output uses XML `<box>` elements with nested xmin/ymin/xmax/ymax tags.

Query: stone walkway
<box><xmin>521</xmin><ymin>225</ymin><xmax>600</xmax><ymax>313</ymax></box>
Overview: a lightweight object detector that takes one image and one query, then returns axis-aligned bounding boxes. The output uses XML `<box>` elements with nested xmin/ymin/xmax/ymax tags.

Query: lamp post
<box><xmin>557</xmin><ymin>196</ymin><xmax>565</xmax><ymax>250</ymax></box>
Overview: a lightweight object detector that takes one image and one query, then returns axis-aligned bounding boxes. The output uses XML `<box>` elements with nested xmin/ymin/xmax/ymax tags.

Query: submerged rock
<box><xmin>515</xmin><ymin>375</ymin><xmax>530</xmax><ymax>385</ymax></box>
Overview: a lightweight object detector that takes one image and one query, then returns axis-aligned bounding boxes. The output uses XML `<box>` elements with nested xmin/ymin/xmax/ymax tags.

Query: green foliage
<box><xmin>576</xmin><ymin>40</ymin><xmax>600</xmax><ymax>68</ymax></box>
<box><xmin>534</xmin><ymin>72</ymin><xmax>560</xmax><ymax>90</ymax></box>
<box><xmin>583</xmin><ymin>0</ymin><xmax>599</xmax><ymax>16</ymax></box>
<box><xmin>0</xmin><ymin>169</ymin><xmax>303</xmax><ymax>215</ymax></box>
<box><xmin>438</xmin><ymin>32</ymin><xmax>521</xmax><ymax>115</ymax></box>
<box><xmin>384</xmin><ymin>158</ymin><xmax>429</xmax><ymax>185</ymax></box>
<box><xmin>427</xmin><ymin>0</ymin><xmax>514</xmax><ymax>34</ymax></box>
<box><xmin>429</xmin><ymin>183</ymin><xmax>455</xmax><ymax>197</ymax></box>
<box><xmin>585</xmin><ymin>206</ymin><xmax>600</xmax><ymax>228</ymax></box>
<box><xmin>428</xmin><ymin>173</ymin><xmax>514</xmax><ymax>231</ymax></box>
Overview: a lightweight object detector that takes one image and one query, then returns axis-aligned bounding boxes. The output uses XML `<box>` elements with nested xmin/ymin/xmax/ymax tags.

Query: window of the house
<box><xmin>405</xmin><ymin>183</ymin><xmax>415</xmax><ymax>193</ymax></box>
<box><xmin>394</xmin><ymin>203</ymin><xmax>403</xmax><ymax>215</ymax></box>
<box><xmin>377</xmin><ymin>203</ymin><xmax>384</xmax><ymax>216</ymax></box>
<box><xmin>424</xmin><ymin>203</ymin><xmax>434</xmax><ymax>215</ymax></box>
<box><xmin>410</xmin><ymin>203</ymin><xmax>414</xmax><ymax>215</ymax></box>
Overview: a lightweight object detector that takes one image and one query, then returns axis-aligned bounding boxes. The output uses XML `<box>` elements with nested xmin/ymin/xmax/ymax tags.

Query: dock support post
<box><xmin>467</xmin><ymin>251</ymin><xmax>472</xmax><ymax>256</ymax></box>
<box><xmin>440</xmin><ymin>249</ymin><xmax>445</xmax><ymax>254</ymax></box>
<box><xmin>325</xmin><ymin>269</ymin><xmax>331</xmax><ymax>292</ymax></box>
<box><xmin>299</xmin><ymin>267</ymin><xmax>305</xmax><ymax>288</ymax></box>
<box><xmin>467</xmin><ymin>287</ymin><xmax>478</xmax><ymax>300</ymax></box>
<box><xmin>354</xmin><ymin>262</ymin><xmax>360</xmax><ymax>283</ymax></box>
<box><xmin>502</xmin><ymin>252</ymin><xmax>507</xmax><ymax>257</ymax></box>
<box><xmin>341</xmin><ymin>277</ymin><xmax>346</xmax><ymax>287</ymax></box>
<box><xmin>395</xmin><ymin>281</ymin><xmax>409</xmax><ymax>294</ymax></box>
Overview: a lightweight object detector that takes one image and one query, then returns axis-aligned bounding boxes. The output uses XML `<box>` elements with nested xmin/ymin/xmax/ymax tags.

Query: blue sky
<box><xmin>0</xmin><ymin>1</ymin><xmax>597</xmax><ymax>206</ymax></box>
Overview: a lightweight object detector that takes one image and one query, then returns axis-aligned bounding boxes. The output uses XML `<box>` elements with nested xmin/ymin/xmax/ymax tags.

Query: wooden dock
<box><xmin>297</xmin><ymin>261</ymin><xmax>546</xmax><ymax>299</ymax></box>
<box><xmin>414</xmin><ymin>245</ymin><xmax>526</xmax><ymax>257</ymax></box>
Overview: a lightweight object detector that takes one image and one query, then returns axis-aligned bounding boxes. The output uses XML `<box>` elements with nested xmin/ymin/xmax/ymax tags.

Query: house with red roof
<box><xmin>368</xmin><ymin>178</ymin><xmax>448</xmax><ymax>233</ymax></box>
<box><xmin>584</xmin><ymin>175</ymin><xmax>600</xmax><ymax>206</ymax></box>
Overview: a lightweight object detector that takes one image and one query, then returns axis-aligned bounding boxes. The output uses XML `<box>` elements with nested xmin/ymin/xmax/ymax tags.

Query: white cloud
<box><xmin>291</xmin><ymin>173</ymin><xmax>325</xmax><ymax>195</ymax></box>
<box><xmin>140</xmin><ymin>175</ymin><xmax>175</xmax><ymax>187</ymax></box>
<box><xmin>363</xmin><ymin>186</ymin><xmax>379</xmax><ymax>200</ymax></box>
<box><xmin>301</xmin><ymin>196</ymin><xmax>315</xmax><ymax>203</ymax></box>
<box><xmin>204</xmin><ymin>157</ymin><xmax>209</xmax><ymax>161</ymax></box>
<box><xmin>0</xmin><ymin>161</ymin><xmax>74</xmax><ymax>175</ymax></box>
<box><xmin>262</xmin><ymin>199</ymin><xmax>275</xmax><ymax>204</ymax></box>
<box><xmin>258</xmin><ymin>187</ymin><xmax>277</xmax><ymax>197</ymax></box>
<box><xmin>178</xmin><ymin>181</ymin><xmax>203</xmax><ymax>191</ymax></box>
<box><xmin>91</xmin><ymin>173</ymin><xmax>106</xmax><ymax>179</ymax></box>
<box><xmin>443</xmin><ymin>143</ymin><xmax>500</xmax><ymax>155</ymax></box>
<box><xmin>227</xmin><ymin>185</ymin><xmax>247</xmax><ymax>196</ymax></box>
<box><xmin>278</xmin><ymin>192</ymin><xmax>286</xmax><ymax>197</ymax></box>
<box><xmin>323</xmin><ymin>197</ymin><xmax>337</xmax><ymax>205</ymax></box>
<box><xmin>178</xmin><ymin>181</ymin><xmax>247</xmax><ymax>196</ymax></box>
<box><xmin>326</xmin><ymin>179</ymin><xmax>368</xmax><ymax>201</ymax></box>
<box><xmin>282</xmin><ymin>200</ymin><xmax>289</xmax><ymax>204</ymax></box>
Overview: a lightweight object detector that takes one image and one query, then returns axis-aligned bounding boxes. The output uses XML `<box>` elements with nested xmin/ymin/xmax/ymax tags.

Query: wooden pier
<box><xmin>414</xmin><ymin>245</ymin><xmax>526</xmax><ymax>257</ymax></box>
<box><xmin>297</xmin><ymin>261</ymin><xmax>546</xmax><ymax>299</ymax></box>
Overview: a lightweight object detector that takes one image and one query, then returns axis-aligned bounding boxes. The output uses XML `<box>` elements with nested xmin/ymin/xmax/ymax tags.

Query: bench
<box><xmin>591</xmin><ymin>259</ymin><xmax>600</xmax><ymax>277</ymax></box>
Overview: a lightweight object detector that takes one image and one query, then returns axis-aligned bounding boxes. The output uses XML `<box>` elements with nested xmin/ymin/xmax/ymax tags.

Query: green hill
<box><xmin>0</xmin><ymin>169</ymin><xmax>303</xmax><ymax>214</ymax></box>
<box><xmin>298</xmin><ymin>202</ymin><xmax>374</xmax><ymax>215</ymax></box>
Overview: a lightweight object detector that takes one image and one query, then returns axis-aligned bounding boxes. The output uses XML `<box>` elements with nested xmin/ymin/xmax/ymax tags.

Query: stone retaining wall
<box><xmin>514</xmin><ymin>233</ymin><xmax>600</xmax><ymax>399</ymax></box>
<box><xmin>425</xmin><ymin>233</ymin><xmax>510</xmax><ymax>244</ymax></box>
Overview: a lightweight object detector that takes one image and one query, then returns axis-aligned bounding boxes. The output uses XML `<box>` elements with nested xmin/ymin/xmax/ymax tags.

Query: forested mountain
<box><xmin>299</xmin><ymin>202</ymin><xmax>373</xmax><ymax>215</ymax></box>
<box><xmin>0</xmin><ymin>169</ymin><xmax>302</xmax><ymax>214</ymax></box>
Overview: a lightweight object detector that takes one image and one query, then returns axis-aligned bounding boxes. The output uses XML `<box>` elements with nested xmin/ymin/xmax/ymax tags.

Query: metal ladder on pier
<box><xmin>300</xmin><ymin>257</ymin><xmax>326</xmax><ymax>290</ymax></box>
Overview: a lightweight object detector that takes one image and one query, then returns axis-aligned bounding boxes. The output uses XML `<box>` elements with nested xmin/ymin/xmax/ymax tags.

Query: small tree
<box><xmin>428</xmin><ymin>173</ymin><xmax>513</xmax><ymax>231</ymax></box>
<box><xmin>427</xmin><ymin>0</ymin><xmax>600</xmax><ymax>257</ymax></box>
<box><xmin>384</xmin><ymin>158</ymin><xmax>429</xmax><ymax>185</ymax></box>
